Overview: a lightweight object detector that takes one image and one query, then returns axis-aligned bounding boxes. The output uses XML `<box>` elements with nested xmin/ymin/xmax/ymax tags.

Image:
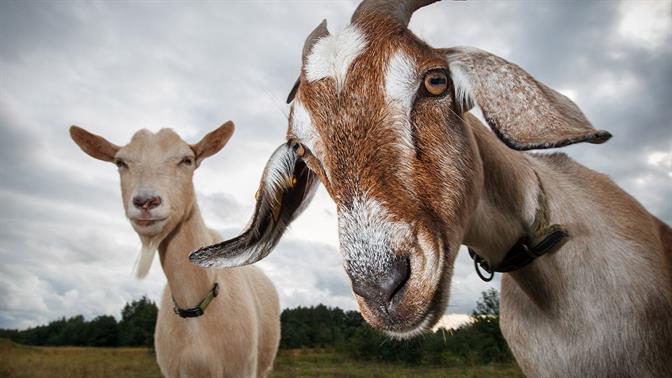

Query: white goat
<box><xmin>70</xmin><ymin>123</ymin><xmax>280</xmax><ymax>377</ymax></box>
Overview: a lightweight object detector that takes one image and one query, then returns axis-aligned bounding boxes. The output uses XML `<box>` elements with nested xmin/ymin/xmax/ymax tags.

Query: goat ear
<box><xmin>191</xmin><ymin>121</ymin><xmax>235</xmax><ymax>166</ymax></box>
<box><xmin>286</xmin><ymin>19</ymin><xmax>330</xmax><ymax>105</ymax></box>
<box><xmin>69</xmin><ymin>126</ymin><xmax>120</xmax><ymax>162</ymax></box>
<box><xmin>286</xmin><ymin>77</ymin><xmax>300</xmax><ymax>104</ymax></box>
<box><xmin>443</xmin><ymin>47</ymin><xmax>612</xmax><ymax>150</ymax></box>
<box><xmin>189</xmin><ymin>142</ymin><xmax>319</xmax><ymax>268</ymax></box>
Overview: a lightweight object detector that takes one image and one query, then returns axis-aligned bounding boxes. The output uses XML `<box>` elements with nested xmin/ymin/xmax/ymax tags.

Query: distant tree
<box><xmin>472</xmin><ymin>288</ymin><xmax>500</xmax><ymax>319</ymax></box>
<box><xmin>38</xmin><ymin>315</ymin><xmax>86</xmax><ymax>346</ymax></box>
<box><xmin>61</xmin><ymin>315</ymin><xmax>87</xmax><ymax>346</ymax></box>
<box><xmin>279</xmin><ymin>304</ymin><xmax>358</xmax><ymax>349</ymax></box>
<box><xmin>87</xmin><ymin>315</ymin><xmax>119</xmax><ymax>347</ymax></box>
<box><xmin>118</xmin><ymin>296</ymin><xmax>158</xmax><ymax>347</ymax></box>
<box><xmin>346</xmin><ymin>323</ymin><xmax>383</xmax><ymax>360</ymax></box>
<box><xmin>344</xmin><ymin>289</ymin><xmax>514</xmax><ymax>365</ymax></box>
<box><xmin>1</xmin><ymin>298</ymin><xmax>153</xmax><ymax>348</ymax></box>
<box><xmin>468</xmin><ymin>289</ymin><xmax>512</xmax><ymax>363</ymax></box>
<box><xmin>0</xmin><ymin>329</ymin><xmax>19</xmax><ymax>340</ymax></box>
<box><xmin>346</xmin><ymin>322</ymin><xmax>425</xmax><ymax>364</ymax></box>
<box><xmin>0</xmin><ymin>292</ymin><xmax>516</xmax><ymax>367</ymax></box>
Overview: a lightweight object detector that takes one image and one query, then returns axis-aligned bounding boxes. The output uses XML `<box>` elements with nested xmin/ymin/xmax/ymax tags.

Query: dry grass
<box><xmin>270</xmin><ymin>349</ymin><xmax>524</xmax><ymax>378</ymax></box>
<box><xmin>0</xmin><ymin>339</ymin><xmax>523</xmax><ymax>378</ymax></box>
<box><xmin>0</xmin><ymin>339</ymin><xmax>161</xmax><ymax>378</ymax></box>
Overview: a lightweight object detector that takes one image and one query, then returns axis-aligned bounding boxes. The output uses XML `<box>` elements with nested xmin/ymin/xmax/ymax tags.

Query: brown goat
<box><xmin>190</xmin><ymin>1</ymin><xmax>672</xmax><ymax>376</ymax></box>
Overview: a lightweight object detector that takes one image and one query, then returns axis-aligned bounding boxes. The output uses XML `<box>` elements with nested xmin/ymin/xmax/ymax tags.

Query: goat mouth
<box><xmin>132</xmin><ymin>218</ymin><xmax>167</xmax><ymax>227</ymax></box>
<box><xmin>384</xmin><ymin>310</ymin><xmax>437</xmax><ymax>339</ymax></box>
<box><xmin>380</xmin><ymin>276</ymin><xmax>447</xmax><ymax>338</ymax></box>
<box><xmin>364</xmin><ymin>242</ymin><xmax>451</xmax><ymax>339</ymax></box>
<box><xmin>376</xmin><ymin>278</ymin><xmax>448</xmax><ymax>339</ymax></box>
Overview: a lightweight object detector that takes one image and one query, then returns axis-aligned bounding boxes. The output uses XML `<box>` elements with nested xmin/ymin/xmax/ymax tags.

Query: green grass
<box><xmin>0</xmin><ymin>339</ymin><xmax>523</xmax><ymax>378</ymax></box>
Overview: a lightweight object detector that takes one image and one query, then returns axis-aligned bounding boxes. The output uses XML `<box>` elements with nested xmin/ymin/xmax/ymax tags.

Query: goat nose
<box><xmin>133</xmin><ymin>195</ymin><xmax>162</xmax><ymax>210</ymax></box>
<box><xmin>350</xmin><ymin>257</ymin><xmax>410</xmax><ymax>308</ymax></box>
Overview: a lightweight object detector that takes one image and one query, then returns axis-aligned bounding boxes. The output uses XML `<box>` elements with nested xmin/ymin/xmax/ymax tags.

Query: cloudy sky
<box><xmin>0</xmin><ymin>0</ymin><xmax>670</xmax><ymax>330</ymax></box>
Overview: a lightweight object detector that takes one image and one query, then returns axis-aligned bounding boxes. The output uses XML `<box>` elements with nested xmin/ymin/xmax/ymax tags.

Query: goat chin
<box><xmin>134</xmin><ymin>238</ymin><xmax>160</xmax><ymax>279</ymax></box>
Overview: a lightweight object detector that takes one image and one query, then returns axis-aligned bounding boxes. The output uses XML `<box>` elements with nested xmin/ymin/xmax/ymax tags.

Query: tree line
<box><xmin>280</xmin><ymin>289</ymin><xmax>512</xmax><ymax>365</ymax></box>
<box><xmin>0</xmin><ymin>297</ymin><xmax>157</xmax><ymax>347</ymax></box>
<box><xmin>0</xmin><ymin>289</ymin><xmax>512</xmax><ymax>365</ymax></box>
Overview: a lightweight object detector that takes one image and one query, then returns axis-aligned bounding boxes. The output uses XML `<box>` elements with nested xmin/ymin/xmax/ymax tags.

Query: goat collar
<box><xmin>469</xmin><ymin>171</ymin><xmax>569</xmax><ymax>282</ymax></box>
<box><xmin>172</xmin><ymin>282</ymin><xmax>219</xmax><ymax>318</ymax></box>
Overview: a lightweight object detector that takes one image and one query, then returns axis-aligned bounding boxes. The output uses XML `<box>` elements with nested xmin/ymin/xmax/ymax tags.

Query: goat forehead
<box><xmin>304</xmin><ymin>24</ymin><xmax>368</xmax><ymax>90</ymax></box>
<box><xmin>294</xmin><ymin>50</ymin><xmax>421</xmax><ymax>192</ymax></box>
<box><xmin>121</xmin><ymin>129</ymin><xmax>190</xmax><ymax>159</ymax></box>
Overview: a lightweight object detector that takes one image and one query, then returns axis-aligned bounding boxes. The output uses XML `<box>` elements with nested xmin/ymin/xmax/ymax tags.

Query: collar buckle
<box><xmin>469</xmin><ymin>171</ymin><xmax>570</xmax><ymax>282</ymax></box>
<box><xmin>469</xmin><ymin>248</ymin><xmax>494</xmax><ymax>282</ymax></box>
<box><xmin>173</xmin><ymin>282</ymin><xmax>219</xmax><ymax>319</ymax></box>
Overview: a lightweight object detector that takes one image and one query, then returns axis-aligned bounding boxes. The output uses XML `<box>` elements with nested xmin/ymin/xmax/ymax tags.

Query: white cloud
<box><xmin>647</xmin><ymin>150</ymin><xmax>672</xmax><ymax>172</ymax></box>
<box><xmin>618</xmin><ymin>0</ymin><xmax>672</xmax><ymax>49</ymax></box>
<box><xmin>432</xmin><ymin>314</ymin><xmax>471</xmax><ymax>331</ymax></box>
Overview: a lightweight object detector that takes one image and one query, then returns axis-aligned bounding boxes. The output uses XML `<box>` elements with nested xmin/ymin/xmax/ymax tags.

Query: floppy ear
<box><xmin>191</xmin><ymin>121</ymin><xmax>235</xmax><ymax>166</ymax></box>
<box><xmin>69</xmin><ymin>126</ymin><xmax>120</xmax><ymax>162</ymax></box>
<box><xmin>443</xmin><ymin>47</ymin><xmax>612</xmax><ymax>150</ymax></box>
<box><xmin>189</xmin><ymin>142</ymin><xmax>319</xmax><ymax>268</ymax></box>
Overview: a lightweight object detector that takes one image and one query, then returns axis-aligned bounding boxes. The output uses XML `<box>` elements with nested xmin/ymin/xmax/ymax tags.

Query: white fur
<box><xmin>448</xmin><ymin>62</ymin><xmax>475</xmax><ymax>111</ymax></box>
<box><xmin>291</xmin><ymin>100</ymin><xmax>319</xmax><ymax>155</ymax></box>
<box><xmin>386</xmin><ymin>315</ymin><xmax>434</xmax><ymax>339</ymax></box>
<box><xmin>305</xmin><ymin>25</ymin><xmax>367</xmax><ymax>90</ymax></box>
<box><xmin>337</xmin><ymin>197</ymin><xmax>412</xmax><ymax>278</ymax></box>
<box><xmin>264</xmin><ymin>145</ymin><xmax>297</xmax><ymax>201</ymax></box>
<box><xmin>291</xmin><ymin>100</ymin><xmax>333</xmax><ymax>182</ymax></box>
<box><xmin>135</xmin><ymin>237</ymin><xmax>160</xmax><ymax>279</ymax></box>
<box><xmin>384</xmin><ymin>50</ymin><xmax>419</xmax><ymax>196</ymax></box>
<box><xmin>417</xmin><ymin>232</ymin><xmax>443</xmax><ymax>287</ymax></box>
<box><xmin>385</xmin><ymin>50</ymin><xmax>419</xmax><ymax>113</ymax></box>
<box><xmin>70</xmin><ymin>126</ymin><xmax>280</xmax><ymax>377</ymax></box>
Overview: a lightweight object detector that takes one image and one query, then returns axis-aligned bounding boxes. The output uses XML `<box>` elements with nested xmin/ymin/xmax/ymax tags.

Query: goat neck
<box><xmin>158</xmin><ymin>201</ymin><xmax>217</xmax><ymax>310</ymax></box>
<box><xmin>463</xmin><ymin>115</ymin><xmax>541</xmax><ymax>269</ymax></box>
<box><xmin>465</xmin><ymin>119</ymin><xmax>589</xmax><ymax>311</ymax></box>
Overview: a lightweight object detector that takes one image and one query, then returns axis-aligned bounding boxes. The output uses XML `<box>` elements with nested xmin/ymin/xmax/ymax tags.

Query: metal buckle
<box><xmin>469</xmin><ymin>248</ymin><xmax>494</xmax><ymax>282</ymax></box>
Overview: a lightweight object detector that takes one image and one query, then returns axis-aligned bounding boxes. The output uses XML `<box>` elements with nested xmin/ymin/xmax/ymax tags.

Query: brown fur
<box><xmin>186</xmin><ymin>1</ymin><xmax>672</xmax><ymax>374</ymax></box>
<box><xmin>289</xmin><ymin>2</ymin><xmax>672</xmax><ymax>375</ymax></box>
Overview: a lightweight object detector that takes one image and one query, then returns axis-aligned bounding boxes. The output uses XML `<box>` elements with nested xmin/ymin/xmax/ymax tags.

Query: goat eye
<box><xmin>180</xmin><ymin>157</ymin><xmax>193</xmax><ymax>166</ymax></box>
<box><xmin>115</xmin><ymin>159</ymin><xmax>128</xmax><ymax>169</ymax></box>
<box><xmin>424</xmin><ymin>71</ymin><xmax>448</xmax><ymax>96</ymax></box>
<box><xmin>290</xmin><ymin>141</ymin><xmax>305</xmax><ymax>157</ymax></box>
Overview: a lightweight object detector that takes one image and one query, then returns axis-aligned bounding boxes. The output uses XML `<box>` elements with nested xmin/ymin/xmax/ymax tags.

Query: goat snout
<box><xmin>133</xmin><ymin>194</ymin><xmax>162</xmax><ymax>210</ymax></box>
<box><xmin>350</xmin><ymin>256</ymin><xmax>410</xmax><ymax>311</ymax></box>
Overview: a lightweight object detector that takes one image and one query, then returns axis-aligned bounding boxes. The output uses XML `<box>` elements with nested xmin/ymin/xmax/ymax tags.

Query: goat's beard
<box><xmin>134</xmin><ymin>236</ymin><xmax>160</xmax><ymax>279</ymax></box>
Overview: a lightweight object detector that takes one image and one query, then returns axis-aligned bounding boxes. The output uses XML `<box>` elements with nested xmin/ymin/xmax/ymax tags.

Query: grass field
<box><xmin>0</xmin><ymin>339</ymin><xmax>523</xmax><ymax>377</ymax></box>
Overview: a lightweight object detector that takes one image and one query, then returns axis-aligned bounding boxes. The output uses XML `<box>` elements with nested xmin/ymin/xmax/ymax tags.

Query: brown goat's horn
<box><xmin>351</xmin><ymin>0</ymin><xmax>441</xmax><ymax>27</ymax></box>
<box><xmin>302</xmin><ymin>19</ymin><xmax>330</xmax><ymax>64</ymax></box>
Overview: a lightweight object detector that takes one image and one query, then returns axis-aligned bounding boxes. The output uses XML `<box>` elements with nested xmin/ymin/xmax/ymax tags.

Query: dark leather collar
<box><xmin>469</xmin><ymin>172</ymin><xmax>569</xmax><ymax>282</ymax></box>
<box><xmin>173</xmin><ymin>282</ymin><xmax>219</xmax><ymax>318</ymax></box>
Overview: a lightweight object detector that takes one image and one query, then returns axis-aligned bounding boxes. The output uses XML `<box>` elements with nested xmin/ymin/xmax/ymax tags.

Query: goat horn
<box><xmin>351</xmin><ymin>0</ymin><xmax>441</xmax><ymax>27</ymax></box>
<box><xmin>302</xmin><ymin>19</ymin><xmax>330</xmax><ymax>65</ymax></box>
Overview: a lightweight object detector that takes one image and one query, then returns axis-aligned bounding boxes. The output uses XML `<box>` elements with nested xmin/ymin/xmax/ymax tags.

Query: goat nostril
<box><xmin>133</xmin><ymin>196</ymin><xmax>162</xmax><ymax>210</ymax></box>
<box><xmin>385</xmin><ymin>257</ymin><xmax>411</xmax><ymax>303</ymax></box>
<box><xmin>132</xmin><ymin>197</ymin><xmax>145</xmax><ymax>209</ymax></box>
<box><xmin>351</xmin><ymin>257</ymin><xmax>411</xmax><ymax>308</ymax></box>
<box><xmin>147</xmin><ymin>196</ymin><xmax>162</xmax><ymax>209</ymax></box>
